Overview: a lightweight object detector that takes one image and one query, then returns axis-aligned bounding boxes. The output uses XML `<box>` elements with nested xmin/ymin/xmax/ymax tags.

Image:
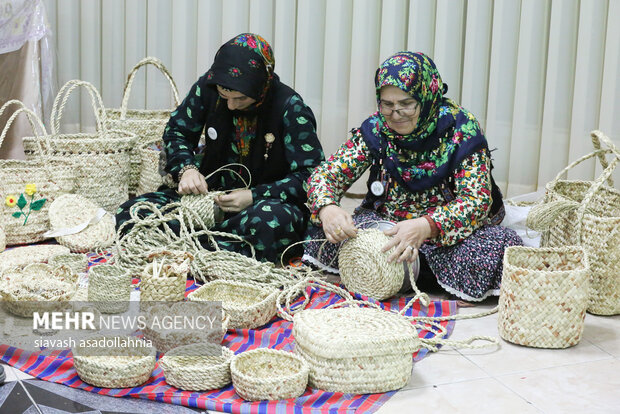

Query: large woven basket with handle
<box><xmin>528</xmin><ymin>131</ymin><xmax>620</xmax><ymax>315</ymax></box>
<box><xmin>104</xmin><ymin>57</ymin><xmax>181</xmax><ymax>195</ymax></box>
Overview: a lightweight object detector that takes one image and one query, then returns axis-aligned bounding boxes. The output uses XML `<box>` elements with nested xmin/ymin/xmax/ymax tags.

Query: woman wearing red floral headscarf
<box><xmin>304</xmin><ymin>51</ymin><xmax>522</xmax><ymax>302</ymax></box>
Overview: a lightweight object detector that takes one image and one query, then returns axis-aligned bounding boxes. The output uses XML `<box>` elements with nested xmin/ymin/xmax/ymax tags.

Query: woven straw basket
<box><xmin>0</xmin><ymin>263</ymin><xmax>78</xmax><ymax>317</ymax></box>
<box><xmin>22</xmin><ymin>80</ymin><xmax>136</xmax><ymax>213</ymax></box>
<box><xmin>529</xmin><ymin>131</ymin><xmax>620</xmax><ymax>315</ymax></box>
<box><xmin>339</xmin><ymin>228</ymin><xmax>410</xmax><ymax>300</ymax></box>
<box><xmin>87</xmin><ymin>264</ymin><xmax>132</xmax><ymax>314</ymax></box>
<box><xmin>104</xmin><ymin>57</ymin><xmax>180</xmax><ymax>195</ymax></box>
<box><xmin>0</xmin><ymin>244</ymin><xmax>70</xmax><ymax>271</ymax></box>
<box><xmin>139</xmin><ymin>258</ymin><xmax>190</xmax><ymax>302</ymax></box>
<box><xmin>141</xmin><ymin>303</ymin><xmax>229</xmax><ymax>353</ymax></box>
<box><xmin>137</xmin><ymin>143</ymin><xmax>164</xmax><ymax>195</ymax></box>
<box><xmin>0</xmin><ymin>102</ymin><xmax>75</xmax><ymax>245</ymax></box>
<box><xmin>72</xmin><ymin>335</ymin><xmax>156</xmax><ymax>388</ymax></box>
<box><xmin>498</xmin><ymin>246</ymin><xmax>590</xmax><ymax>348</ymax></box>
<box><xmin>47</xmin><ymin>194</ymin><xmax>116</xmax><ymax>253</ymax></box>
<box><xmin>159</xmin><ymin>343</ymin><xmax>234</xmax><ymax>391</ymax></box>
<box><xmin>231</xmin><ymin>348</ymin><xmax>309</xmax><ymax>401</ymax></box>
<box><xmin>293</xmin><ymin>306</ymin><xmax>419</xmax><ymax>394</ymax></box>
<box><xmin>48</xmin><ymin>253</ymin><xmax>89</xmax><ymax>275</ymax></box>
<box><xmin>188</xmin><ymin>280</ymin><xmax>279</xmax><ymax>329</ymax></box>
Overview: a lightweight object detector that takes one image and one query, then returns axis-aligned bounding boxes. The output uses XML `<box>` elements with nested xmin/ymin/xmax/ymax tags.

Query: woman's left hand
<box><xmin>216</xmin><ymin>190</ymin><xmax>253</xmax><ymax>213</ymax></box>
<box><xmin>381</xmin><ymin>218</ymin><xmax>432</xmax><ymax>263</ymax></box>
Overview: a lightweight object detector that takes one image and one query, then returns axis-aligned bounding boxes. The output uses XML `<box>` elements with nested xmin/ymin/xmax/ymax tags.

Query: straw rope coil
<box><xmin>230</xmin><ymin>348</ymin><xmax>309</xmax><ymax>401</ymax></box>
<box><xmin>159</xmin><ymin>344</ymin><xmax>234</xmax><ymax>391</ymax></box>
<box><xmin>0</xmin><ymin>245</ymin><xmax>70</xmax><ymax>271</ymax></box>
<box><xmin>527</xmin><ymin>130</ymin><xmax>620</xmax><ymax>315</ymax></box>
<box><xmin>48</xmin><ymin>253</ymin><xmax>89</xmax><ymax>275</ymax></box>
<box><xmin>338</xmin><ymin>228</ymin><xmax>408</xmax><ymax>300</ymax></box>
<box><xmin>498</xmin><ymin>245</ymin><xmax>590</xmax><ymax>348</ymax></box>
<box><xmin>72</xmin><ymin>335</ymin><xmax>156</xmax><ymax>388</ymax></box>
<box><xmin>188</xmin><ymin>280</ymin><xmax>279</xmax><ymax>329</ymax></box>
<box><xmin>87</xmin><ymin>264</ymin><xmax>132</xmax><ymax>314</ymax></box>
<box><xmin>0</xmin><ymin>263</ymin><xmax>77</xmax><ymax>317</ymax></box>
<box><xmin>0</xmin><ymin>101</ymin><xmax>76</xmax><ymax>245</ymax></box>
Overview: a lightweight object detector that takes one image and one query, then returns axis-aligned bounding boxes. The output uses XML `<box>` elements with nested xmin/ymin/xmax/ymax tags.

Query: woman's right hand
<box><xmin>318</xmin><ymin>204</ymin><xmax>357</xmax><ymax>243</ymax></box>
<box><xmin>178</xmin><ymin>168</ymin><xmax>208</xmax><ymax>195</ymax></box>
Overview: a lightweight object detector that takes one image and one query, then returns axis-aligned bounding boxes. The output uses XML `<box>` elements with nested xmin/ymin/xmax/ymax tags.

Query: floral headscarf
<box><xmin>360</xmin><ymin>51</ymin><xmax>488</xmax><ymax>192</ymax></box>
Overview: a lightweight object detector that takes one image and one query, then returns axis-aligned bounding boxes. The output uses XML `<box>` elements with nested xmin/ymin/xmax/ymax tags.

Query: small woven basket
<box><xmin>498</xmin><ymin>245</ymin><xmax>590</xmax><ymax>349</ymax></box>
<box><xmin>188</xmin><ymin>280</ymin><xmax>278</xmax><ymax>329</ymax></box>
<box><xmin>0</xmin><ymin>244</ymin><xmax>71</xmax><ymax>271</ymax></box>
<box><xmin>137</xmin><ymin>143</ymin><xmax>164</xmax><ymax>195</ymax></box>
<box><xmin>139</xmin><ymin>259</ymin><xmax>190</xmax><ymax>302</ymax></box>
<box><xmin>72</xmin><ymin>335</ymin><xmax>156</xmax><ymax>388</ymax></box>
<box><xmin>0</xmin><ymin>263</ymin><xmax>78</xmax><ymax>317</ymax></box>
<box><xmin>87</xmin><ymin>264</ymin><xmax>132</xmax><ymax>314</ymax></box>
<box><xmin>159</xmin><ymin>343</ymin><xmax>234</xmax><ymax>391</ymax></box>
<box><xmin>231</xmin><ymin>348</ymin><xmax>309</xmax><ymax>401</ymax></box>
<box><xmin>49</xmin><ymin>253</ymin><xmax>89</xmax><ymax>275</ymax></box>
<box><xmin>293</xmin><ymin>307</ymin><xmax>419</xmax><ymax>394</ymax></box>
<box><xmin>339</xmin><ymin>228</ymin><xmax>407</xmax><ymax>300</ymax></box>
<box><xmin>141</xmin><ymin>303</ymin><xmax>229</xmax><ymax>353</ymax></box>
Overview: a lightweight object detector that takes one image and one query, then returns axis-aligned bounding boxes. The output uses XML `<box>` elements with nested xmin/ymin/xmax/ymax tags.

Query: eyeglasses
<box><xmin>379</xmin><ymin>101</ymin><xmax>420</xmax><ymax>117</ymax></box>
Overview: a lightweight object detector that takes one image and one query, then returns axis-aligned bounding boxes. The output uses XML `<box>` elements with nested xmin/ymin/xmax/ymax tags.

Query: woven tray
<box><xmin>0</xmin><ymin>244</ymin><xmax>70</xmax><ymax>271</ymax></box>
<box><xmin>87</xmin><ymin>265</ymin><xmax>132</xmax><ymax>314</ymax></box>
<box><xmin>47</xmin><ymin>194</ymin><xmax>116</xmax><ymax>253</ymax></box>
<box><xmin>498</xmin><ymin>245</ymin><xmax>590</xmax><ymax>348</ymax></box>
<box><xmin>188</xmin><ymin>280</ymin><xmax>278</xmax><ymax>329</ymax></box>
<box><xmin>293</xmin><ymin>307</ymin><xmax>419</xmax><ymax>394</ymax></box>
<box><xmin>159</xmin><ymin>343</ymin><xmax>234</xmax><ymax>391</ymax></box>
<box><xmin>48</xmin><ymin>253</ymin><xmax>89</xmax><ymax>275</ymax></box>
<box><xmin>0</xmin><ymin>263</ymin><xmax>78</xmax><ymax>317</ymax></box>
<box><xmin>72</xmin><ymin>335</ymin><xmax>156</xmax><ymax>388</ymax></box>
<box><xmin>231</xmin><ymin>348</ymin><xmax>308</xmax><ymax>401</ymax></box>
<box><xmin>141</xmin><ymin>303</ymin><xmax>229</xmax><ymax>353</ymax></box>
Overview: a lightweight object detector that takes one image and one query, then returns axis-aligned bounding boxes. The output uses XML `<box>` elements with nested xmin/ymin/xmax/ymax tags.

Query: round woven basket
<box><xmin>498</xmin><ymin>245</ymin><xmax>590</xmax><ymax>348</ymax></box>
<box><xmin>188</xmin><ymin>280</ymin><xmax>278</xmax><ymax>329</ymax></box>
<box><xmin>47</xmin><ymin>194</ymin><xmax>116</xmax><ymax>253</ymax></box>
<box><xmin>87</xmin><ymin>265</ymin><xmax>132</xmax><ymax>314</ymax></box>
<box><xmin>0</xmin><ymin>263</ymin><xmax>78</xmax><ymax>317</ymax></box>
<box><xmin>72</xmin><ymin>335</ymin><xmax>156</xmax><ymax>388</ymax></box>
<box><xmin>0</xmin><ymin>243</ymin><xmax>70</xmax><ymax>271</ymax></box>
<box><xmin>141</xmin><ymin>303</ymin><xmax>229</xmax><ymax>353</ymax></box>
<box><xmin>139</xmin><ymin>259</ymin><xmax>190</xmax><ymax>302</ymax></box>
<box><xmin>159</xmin><ymin>343</ymin><xmax>234</xmax><ymax>391</ymax></box>
<box><xmin>231</xmin><ymin>348</ymin><xmax>308</xmax><ymax>401</ymax></box>
<box><xmin>49</xmin><ymin>253</ymin><xmax>89</xmax><ymax>275</ymax></box>
<box><xmin>338</xmin><ymin>228</ymin><xmax>406</xmax><ymax>300</ymax></box>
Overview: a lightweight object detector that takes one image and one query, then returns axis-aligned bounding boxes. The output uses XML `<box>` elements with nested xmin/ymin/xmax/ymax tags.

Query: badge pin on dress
<box><xmin>264</xmin><ymin>133</ymin><xmax>275</xmax><ymax>160</ymax></box>
<box><xmin>207</xmin><ymin>127</ymin><xmax>217</xmax><ymax>140</ymax></box>
<box><xmin>370</xmin><ymin>180</ymin><xmax>385</xmax><ymax>196</ymax></box>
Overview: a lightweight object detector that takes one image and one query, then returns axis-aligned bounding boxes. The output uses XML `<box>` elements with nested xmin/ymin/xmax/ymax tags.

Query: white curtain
<box><xmin>42</xmin><ymin>0</ymin><xmax>620</xmax><ymax>198</ymax></box>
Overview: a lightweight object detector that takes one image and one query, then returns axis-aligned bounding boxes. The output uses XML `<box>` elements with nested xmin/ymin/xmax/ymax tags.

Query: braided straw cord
<box><xmin>0</xmin><ymin>102</ymin><xmax>76</xmax><ymax>245</ymax></box>
<box><xmin>188</xmin><ymin>280</ymin><xmax>279</xmax><ymax>329</ymax></box>
<box><xmin>527</xmin><ymin>131</ymin><xmax>620</xmax><ymax>315</ymax></box>
<box><xmin>87</xmin><ymin>264</ymin><xmax>132</xmax><ymax>314</ymax></box>
<box><xmin>498</xmin><ymin>245</ymin><xmax>590</xmax><ymax>348</ymax></box>
<box><xmin>159</xmin><ymin>344</ymin><xmax>234</xmax><ymax>391</ymax></box>
<box><xmin>72</xmin><ymin>335</ymin><xmax>156</xmax><ymax>388</ymax></box>
<box><xmin>48</xmin><ymin>253</ymin><xmax>89</xmax><ymax>275</ymax></box>
<box><xmin>230</xmin><ymin>348</ymin><xmax>309</xmax><ymax>401</ymax></box>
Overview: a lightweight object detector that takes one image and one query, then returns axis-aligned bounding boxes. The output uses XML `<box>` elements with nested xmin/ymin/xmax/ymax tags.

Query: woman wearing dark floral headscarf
<box><xmin>116</xmin><ymin>33</ymin><xmax>324</xmax><ymax>262</ymax></box>
<box><xmin>304</xmin><ymin>51</ymin><xmax>522</xmax><ymax>302</ymax></box>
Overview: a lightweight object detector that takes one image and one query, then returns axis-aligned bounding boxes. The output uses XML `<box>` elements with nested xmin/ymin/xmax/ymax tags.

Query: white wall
<box><xmin>43</xmin><ymin>0</ymin><xmax>620</xmax><ymax>198</ymax></box>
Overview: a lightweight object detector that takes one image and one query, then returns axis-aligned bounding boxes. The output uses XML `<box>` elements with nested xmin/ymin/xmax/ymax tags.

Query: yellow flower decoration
<box><xmin>24</xmin><ymin>183</ymin><xmax>37</xmax><ymax>196</ymax></box>
<box><xmin>5</xmin><ymin>195</ymin><xmax>17</xmax><ymax>207</ymax></box>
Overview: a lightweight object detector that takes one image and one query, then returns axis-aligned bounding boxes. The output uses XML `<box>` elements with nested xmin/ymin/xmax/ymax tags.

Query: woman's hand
<box><xmin>216</xmin><ymin>190</ymin><xmax>253</xmax><ymax>213</ymax></box>
<box><xmin>318</xmin><ymin>204</ymin><xmax>357</xmax><ymax>243</ymax></box>
<box><xmin>178</xmin><ymin>168</ymin><xmax>208</xmax><ymax>195</ymax></box>
<box><xmin>381</xmin><ymin>217</ymin><xmax>432</xmax><ymax>263</ymax></box>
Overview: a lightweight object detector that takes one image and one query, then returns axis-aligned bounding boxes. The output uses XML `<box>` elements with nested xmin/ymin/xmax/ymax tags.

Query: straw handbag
<box><xmin>528</xmin><ymin>131</ymin><xmax>620</xmax><ymax>315</ymax></box>
<box><xmin>22</xmin><ymin>80</ymin><xmax>136</xmax><ymax>213</ymax></box>
<box><xmin>0</xmin><ymin>101</ymin><xmax>75</xmax><ymax>245</ymax></box>
<box><xmin>498</xmin><ymin>246</ymin><xmax>590</xmax><ymax>348</ymax></box>
<box><xmin>104</xmin><ymin>57</ymin><xmax>181</xmax><ymax>195</ymax></box>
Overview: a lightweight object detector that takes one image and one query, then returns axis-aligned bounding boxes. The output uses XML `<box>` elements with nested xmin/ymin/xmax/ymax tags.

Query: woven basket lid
<box><xmin>293</xmin><ymin>307</ymin><xmax>419</xmax><ymax>358</ymax></box>
<box><xmin>0</xmin><ymin>244</ymin><xmax>70</xmax><ymax>270</ymax></box>
<box><xmin>47</xmin><ymin>194</ymin><xmax>115</xmax><ymax>253</ymax></box>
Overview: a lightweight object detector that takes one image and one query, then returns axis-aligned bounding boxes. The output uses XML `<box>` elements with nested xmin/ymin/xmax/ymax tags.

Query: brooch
<box><xmin>264</xmin><ymin>133</ymin><xmax>275</xmax><ymax>160</ymax></box>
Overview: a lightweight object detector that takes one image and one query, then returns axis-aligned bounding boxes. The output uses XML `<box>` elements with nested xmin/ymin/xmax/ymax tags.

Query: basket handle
<box><xmin>51</xmin><ymin>80</ymin><xmax>108</xmax><ymax>134</ymax></box>
<box><xmin>0</xmin><ymin>102</ymin><xmax>50</xmax><ymax>157</ymax></box>
<box><xmin>120</xmin><ymin>57</ymin><xmax>181</xmax><ymax>118</ymax></box>
<box><xmin>590</xmin><ymin>130</ymin><xmax>620</xmax><ymax>187</ymax></box>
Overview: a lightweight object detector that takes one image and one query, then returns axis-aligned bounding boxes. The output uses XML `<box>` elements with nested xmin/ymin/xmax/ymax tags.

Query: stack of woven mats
<box><xmin>0</xmin><ymin>253</ymin><xmax>457</xmax><ymax>413</ymax></box>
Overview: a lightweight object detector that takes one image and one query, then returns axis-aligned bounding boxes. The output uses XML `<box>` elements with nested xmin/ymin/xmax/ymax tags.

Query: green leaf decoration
<box><xmin>17</xmin><ymin>194</ymin><xmax>27</xmax><ymax>209</ymax></box>
<box><xmin>186</xmin><ymin>107</ymin><xmax>192</xmax><ymax>118</ymax></box>
<box><xmin>301</xmin><ymin>144</ymin><xmax>313</xmax><ymax>152</ymax></box>
<box><xmin>240</xmin><ymin>216</ymin><xmax>248</xmax><ymax>227</ymax></box>
<box><xmin>251</xmin><ymin>216</ymin><xmax>262</xmax><ymax>224</ymax></box>
<box><xmin>291</xmin><ymin>160</ymin><xmax>298</xmax><ymax>170</ymax></box>
<box><xmin>30</xmin><ymin>198</ymin><xmax>46</xmax><ymax>211</ymax></box>
<box><xmin>296</xmin><ymin>117</ymin><xmax>308</xmax><ymax>125</ymax></box>
<box><xmin>280</xmin><ymin>191</ymin><xmax>287</xmax><ymax>201</ymax></box>
<box><xmin>231</xmin><ymin>143</ymin><xmax>239</xmax><ymax>154</ymax></box>
<box><xmin>12</xmin><ymin>212</ymin><xmax>22</xmax><ymax>218</ymax></box>
<box><xmin>177</xmin><ymin>119</ymin><xmax>187</xmax><ymax>128</ymax></box>
<box><xmin>250</xmin><ymin>228</ymin><xmax>257</xmax><ymax>235</ymax></box>
<box><xmin>196</xmin><ymin>85</ymin><xmax>201</xmax><ymax>97</ymax></box>
<box><xmin>263</xmin><ymin>190</ymin><xmax>271</xmax><ymax>197</ymax></box>
<box><xmin>266</xmin><ymin>218</ymin><xmax>279</xmax><ymax>228</ymax></box>
<box><xmin>284</xmin><ymin>134</ymin><xmax>292</xmax><ymax>144</ymax></box>
<box><xmin>261</xmin><ymin>205</ymin><xmax>272</xmax><ymax>212</ymax></box>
